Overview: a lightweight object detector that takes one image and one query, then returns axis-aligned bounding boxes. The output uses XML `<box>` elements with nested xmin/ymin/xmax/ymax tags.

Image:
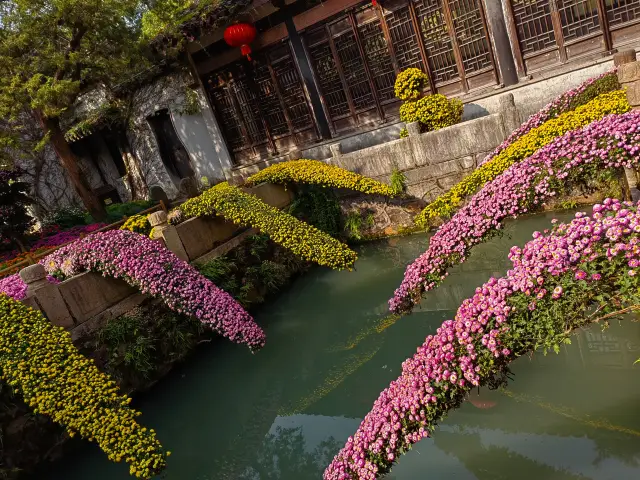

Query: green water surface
<box><xmin>38</xmin><ymin>211</ymin><xmax>640</xmax><ymax>480</ymax></box>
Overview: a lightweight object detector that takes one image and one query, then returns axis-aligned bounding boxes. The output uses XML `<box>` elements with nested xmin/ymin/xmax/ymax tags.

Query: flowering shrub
<box><xmin>479</xmin><ymin>70</ymin><xmax>619</xmax><ymax>167</ymax></box>
<box><xmin>0</xmin><ymin>274</ymin><xmax>28</xmax><ymax>300</ymax></box>
<box><xmin>0</xmin><ymin>294</ymin><xmax>167</xmax><ymax>478</ymax></box>
<box><xmin>417</xmin><ymin>90</ymin><xmax>630</xmax><ymax>222</ymax></box>
<box><xmin>391</xmin><ymin>111</ymin><xmax>640</xmax><ymax>313</ymax></box>
<box><xmin>44</xmin><ymin>230</ymin><xmax>266</xmax><ymax>351</ymax></box>
<box><xmin>181</xmin><ymin>182</ymin><xmax>357</xmax><ymax>270</ymax></box>
<box><xmin>394</xmin><ymin>68</ymin><xmax>428</xmax><ymax>101</ymax></box>
<box><xmin>121</xmin><ymin>214</ymin><xmax>152</xmax><ymax>236</ymax></box>
<box><xmin>399</xmin><ymin>94</ymin><xmax>463</xmax><ymax>133</ymax></box>
<box><xmin>325</xmin><ymin>199</ymin><xmax>640</xmax><ymax>479</ymax></box>
<box><xmin>0</xmin><ymin>224</ymin><xmax>107</xmax><ymax>279</ymax></box>
<box><xmin>245</xmin><ymin>159</ymin><xmax>397</xmax><ymax>196</ymax></box>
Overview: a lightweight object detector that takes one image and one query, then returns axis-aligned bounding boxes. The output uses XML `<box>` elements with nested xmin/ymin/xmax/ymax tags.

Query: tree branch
<box><xmin>54</xmin><ymin>25</ymin><xmax>87</xmax><ymax>81</ymax></box>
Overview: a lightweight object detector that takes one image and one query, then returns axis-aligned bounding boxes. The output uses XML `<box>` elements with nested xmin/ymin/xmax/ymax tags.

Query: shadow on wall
<box><xmin>462</xmin><ymin>104</ymin><xmax>490</xmax><ymax>121</ymax></box>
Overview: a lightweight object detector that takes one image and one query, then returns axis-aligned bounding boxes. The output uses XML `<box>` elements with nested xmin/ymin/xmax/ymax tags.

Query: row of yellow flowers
<box><xmin>246</xmin><ymin>159</ymin><xmax>398</xmax><ymax>196</ymax></box>
<box><xmin>0</xmin><ymin>295</ymin><xmax>166</xmax><ymax>479</ymax></box>
<box><xmin>415</xmin><ymin>89</ymin><xmax>630</xmax><ymax>226</ymax></box>
<box><xmin>180</xmin><ymin>182</ymin><xmax>358</xmax><ymax>270</ymax></box>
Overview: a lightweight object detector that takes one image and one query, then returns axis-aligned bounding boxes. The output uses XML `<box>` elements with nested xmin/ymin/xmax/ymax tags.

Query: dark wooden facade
<box><xmin>504</xmin><ymin>0</ymin><xmax>640</xmax><ymax>76</ymax></box>
<box><xmin>203</xmin><ymin>0</ymin><xmax>499</xmax><ymax>165</ymax></box>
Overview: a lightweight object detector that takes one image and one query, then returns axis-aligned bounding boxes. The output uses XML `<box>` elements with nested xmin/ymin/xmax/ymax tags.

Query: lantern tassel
<box><xmin>241</xmin><ymin>44</ymin><xmax>252</xmax><ymax>61</ymax></box>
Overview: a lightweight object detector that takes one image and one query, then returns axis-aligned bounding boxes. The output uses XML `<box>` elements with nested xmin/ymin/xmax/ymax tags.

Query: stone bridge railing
<box><xmin>19</xmin><ymin>183</ymin><xmax>292</xmax><ymax>341</ymax></box>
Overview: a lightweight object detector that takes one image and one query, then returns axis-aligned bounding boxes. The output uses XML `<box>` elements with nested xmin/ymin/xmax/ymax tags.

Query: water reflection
<box><xmin>33</xmin><ymin>211</ymin><xmax>640</xmax><ymax>480</ymax></box>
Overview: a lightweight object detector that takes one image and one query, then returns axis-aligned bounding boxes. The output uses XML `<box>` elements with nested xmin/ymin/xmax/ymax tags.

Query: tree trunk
<box><xmin>34</xmin><ymin>110</ymin><xmax>107</xmax><ymax>221</ymax></box>
<box><xmin>117</xmin><ymin>131</ymin><xmax>148</xmax><ymax>201</ymax></box>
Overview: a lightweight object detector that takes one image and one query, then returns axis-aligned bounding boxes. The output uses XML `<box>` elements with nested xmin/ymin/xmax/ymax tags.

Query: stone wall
<box><xmin>231</xmin><ymin>95</ymin><xmax>517</xmax><ymax>203</ymax></box>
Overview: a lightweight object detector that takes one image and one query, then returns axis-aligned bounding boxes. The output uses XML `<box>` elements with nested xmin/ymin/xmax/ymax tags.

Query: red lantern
<box><xmin>224</xmin><ymin>23</ymin><xmax>257</xmax><ymax>61</ymax></box>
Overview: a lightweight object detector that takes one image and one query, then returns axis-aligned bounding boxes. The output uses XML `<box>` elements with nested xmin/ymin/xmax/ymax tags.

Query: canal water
<box><xmin>39</xmin><ymin>211</ymin><xmax>640</xmax><ymax>480</ymax></box>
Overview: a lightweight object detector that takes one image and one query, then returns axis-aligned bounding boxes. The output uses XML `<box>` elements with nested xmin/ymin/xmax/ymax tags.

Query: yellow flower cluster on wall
<box><xmin>0</xmin><ymin>295</ymin><xmax>166</xmax><ymax>479</ymax></box>
<box><xmin>245</xmin><ymin>159</ymin><xmax>398</xmax><ymax>196</ymax></box>
<box><xmin>121</xmin><ymin>214</ymin><xmax>152</xmax><ymax>236</ymax></box>
<box><xmin>415</xmin><ymin>89</ymin><xmax>630</xmax><ymax>226</ymax></box>
<box><xmin>180</xmin><ymin>182</ymin><xmax>358</xmax><ymax>270</ymax></box>
<box><xmin>399</xmin><ymin>94</ymin><xmax>463</xmax><ymax>132</ymax></box>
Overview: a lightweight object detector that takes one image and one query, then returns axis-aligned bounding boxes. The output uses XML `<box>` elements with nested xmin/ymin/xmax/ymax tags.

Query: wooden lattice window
<box><xmin>385</xmin><ymin>1</ymin><xmax>424</xmax><ymax>71</ymax></box>
<box><xmin>414</xmin><ymin>0</ymin><xmax>459</xmax><ymax>84</ymax></box>
<box><xmin>558</xmin><ymin>0</ymin><xmax>601</xmax><ymax>41</ymax></box>
<box><xmin>606</xmin><ymin>0</ymin><xmax>640</xmax><ymax>27</ymax></box>
<box><xmin>355</xmin><ymin>6</ymin><xmax>396</xmax><ymax>102</ymax></box>
<box><xmin>449</xmin><ymin>0</ymin><xmax>493</xmax><ymax>72</ymax></box>
<box><xmin>510</xmin><ymin>0</ymin><xmax>557</xmax><ymax>56</ymax></box>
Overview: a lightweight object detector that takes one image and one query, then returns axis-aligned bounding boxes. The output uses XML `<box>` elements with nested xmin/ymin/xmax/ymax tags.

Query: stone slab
<box><xmin>176</xmin><ymin>216</ymin><xmax>238</xmax><ymax>261</ymax></box>
<box><xmin>58</xmin><ymin>272</ymin><xmax>137</xmax><ymax>325</ymax></box>
<box><xmin>245</xmin><ymin>183</ymin><xmax>293</xmax><ymax>209</ymax></box>
<box><xmin>71</xmin><ymin>293</ymin><xmax>148</xmax><ymax>342</ymax></box>
<box><xmin>335</xmin><ymin>138</ymin><xmax>415</xmax><ymax>179</ymax></box>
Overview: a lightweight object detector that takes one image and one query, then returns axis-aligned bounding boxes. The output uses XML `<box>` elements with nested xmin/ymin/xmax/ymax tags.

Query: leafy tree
<box><xmin>0</xmin><ymin>168</ymin><xmax>33</xmax><ymax>250</ymax></box>
<box><xmin>0</xmin><ymin>0</ymin><xmax>150</xmax><ymax>220</ymax></box>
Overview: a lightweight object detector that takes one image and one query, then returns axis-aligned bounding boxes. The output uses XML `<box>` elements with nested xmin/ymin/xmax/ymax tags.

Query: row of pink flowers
<box><xmin>325</xmin><ymin>198</ymin><xmax>639</xmax><ymax>479</ymax></box>
<box><xmin>1</xmin><ymin>230</ymin><xmax>265</xmax><ymax>351</ymax></box>
<box><xmin>389</xmin><ymin>110</ymin><xmax>640</xmax><ymax>313</ymax></box>
<box><xmin>479</xmin><ymin>69</ymin><xmax>617</xmax><ymax>167</ymax></box>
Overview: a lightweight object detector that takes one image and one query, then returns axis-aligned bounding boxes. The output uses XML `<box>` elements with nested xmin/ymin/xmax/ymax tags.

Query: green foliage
<box><xmin>549</xmin><ymin>72</ymin><xmax>621</xmax><ymax>117</ymax></box>
<box><xmin>344</xmin><ymin>211</ymin><xmax>374</xmax><ymax>241</ymax></box>
<box><xmin>42</xmin><ymin>206</ymin><xmax>87</xmax><ymax>230</ymax></box>
<box><xmin>390</xmin><ymin>167</ymin><xmax>407</xmax><ymax>195</ymax></box>
<box><xmin>97</xmin><ymin>306</ymin><xmax>203</xmax><ymax>389</ymax></box>
<box><xmin>101</xmin><ymin>201</ymin><xmax>154</xmax><ymax>224</ymax></box>
<box><xmin>288</xmin><ymin>186</ymin><xmax>343</xmax><ymax>237</ymax></box>
<box><xmin>181</xmin><ymin>182</ymin><xmax>357</xmax><ymax>270</ymax></box>
<box><xmin>0</xmin><ymin>295</ymin><xmax>166</xmax><ymax>478</ymax></box>
<box><xmin>180</xmin><ymin>88</ymin><xmax>201</xmax><ymax>115</ymax></box>
<box><xmin>0</xmin><ymin>169</ymin><xmax>33</xmax><ymax>247</ymax></box>
<box><xmin>394</xmin><ymin>68</ymin><xmax>428</xmax><ymax>101</ymax></box>
<box><xmin>0</xmin><ymin>0</ymin><xmax>149</xmax><ymax>122</ymax></box>
<box><xmin>196</xmin><ymin>235</ymin><xmax>307</xmax><ymax>309</ymax></box>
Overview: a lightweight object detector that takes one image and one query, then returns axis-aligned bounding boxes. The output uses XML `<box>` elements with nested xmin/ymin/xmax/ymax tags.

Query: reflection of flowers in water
<box><xmin>468</xmin><ymin>390</ymin><xmax>497</xmax><ymax>410</ymax></box>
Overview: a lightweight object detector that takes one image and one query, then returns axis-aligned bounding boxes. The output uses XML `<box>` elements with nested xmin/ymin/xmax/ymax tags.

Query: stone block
<box><xmin>71</xmin><ymin>293</ymin><xmax>147</xmax><ymax>342</ymax></box>
<box><xmin>407</xmin><ymin>180</ymin><xmax>443</xmax><ymax>202</ymax></box>
<box><xmin>614</xmin><ymin>49</ymin><xmax>637</xmax><ymax>66</ymax></box>
<box><xmin>617</xmin><ymin>61</ymin><xmax>640</xmax><ymax>84</ymax></box>
<box><xmin>406</xmin><ymin>122</ymin><xmax>421</xmax><ymax>136</ymax></box>
<box><xmin>32</xmin><ymin>285</ymin><xmax>75</xmax><ymax>329</ymax></box>
<box><xmin>58</xmin><ymin>272</ymin><xmax>137</xmax><ymax>325</ymax></box>
<box><xmin>330</xmin><ymin>143</ymin><xmax>342</xmax><ymax>157</ymax></box>
<box><xmin>149</xmin><ymin>211</ymin><xmax>168</xmax><ymax>227</ymax></box>
<box><xmin>336</xmin><ymin>138</ymin><xmax>416</xmax><ymax>179</ymax></box>
<box><xmin>458</xmin><ymin>155</ymin><xmax>476</xmax><ymax>170</ymax></box>
<box><xmin>245</xmin><ymin>183</ymin><xmax>293</xmax><ymax>209</ymax></box>
<box><xmin>498</xmin><ymin>93</ymin><xmax>521</xmax><ymax>136</ymax></box>
<box><xmin>159</xmin><ymin>226</ymin><xmax>189</xmax><ymax>261</ymax></box>
<box><xmin>193</xmin><ymin>228</ymin><xmax>259</xmax><ymax>265</ymax></box>
<box><xmin>410</xmin><ymin>114</ymin><xmax>506</xmax><ymax>167</ymax></box>
<box><xmin>624</xmin><ymin>81</ymin><xmax>640</xmax><ymax>107</ymax></box>
<box><xmin>149</xmin><ymin>185</ymin><xmax>169</xmax><ymax>207</ymax></box>
<box><xmin>175</xmin><ymin>216</ymin><xmax>237</xmax><ymax>260</ymax></box>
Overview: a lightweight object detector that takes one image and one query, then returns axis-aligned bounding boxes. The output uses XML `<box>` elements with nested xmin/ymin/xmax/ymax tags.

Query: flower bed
<box><xmin>0</xmin><ymin>224</ymin><xmax>107</xmax><ymax>279</ymax></box>
<box><xmin>479</xmin><ymin>69</ymin><xmax>620</xmax><ymax>167</ymax></box>
<box><xmin>416</xmin><ymin>90</ymin><xmax>629</xmax><ymax>223</ymax></box>
<box><xmin>0</xmin><ymin>295</ymin><xmax>166</xmax><ymax>479</ymax></box>
<box><xmin>44</xmin><ymin>230</ymin><xmax>265</xmax><ymax>351</ymax></box>
<box><xmin>245</xmin><ymin>159</ymin><xmax>398</xmax><ymax>196</ymax></box>
<box><xmin>325</xmin><ymin>199</ymin><xmax>640</xmax><ymax>480</ymax></box>
<box><xmin>391</xmin><ymin>111</ymin><xmax>640</xmax><ymax>313</ymax></box>
<box><xmin>181</xmin><ymin>182</ymin><xmax>358</xmax><ymax>270</ymax></box>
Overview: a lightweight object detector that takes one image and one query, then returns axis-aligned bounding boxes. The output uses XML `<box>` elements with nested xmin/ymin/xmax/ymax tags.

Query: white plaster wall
<box><xmin>128</xmin><ymin>72</ymin><xmax>232</xmax><ymax>199</ymax></box>
<box><xmin>170</xmin><ymin>88</ymin><xmax>232</xmax><ymax>184</ymax></box>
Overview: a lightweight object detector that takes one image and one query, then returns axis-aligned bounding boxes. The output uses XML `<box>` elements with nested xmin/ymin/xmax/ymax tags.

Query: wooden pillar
<box><xmin>482</xmin><ymin>0</ymin><xmax>518</xmax><ymax>86</ymax></box>
<box><xmin>285</xmin><ymin>16</ymin><xmax>333</xmax><ymax>140</ymax></box>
